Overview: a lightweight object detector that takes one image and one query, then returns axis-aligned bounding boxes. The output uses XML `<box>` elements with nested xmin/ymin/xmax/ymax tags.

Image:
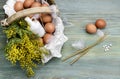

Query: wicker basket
<box><xmin>1</xmin><ymin>0</ymin><xmax>68</xmax><ymax>63</ymax></box>
<box><xmin>0</xmin><ymin>0</ymin><xmax>68</xmax><ymax>77</ymax></box>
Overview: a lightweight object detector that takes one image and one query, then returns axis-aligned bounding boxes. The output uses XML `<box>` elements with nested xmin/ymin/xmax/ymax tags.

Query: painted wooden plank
<box><xmin>0</xmin><ymin>0</ymin><xmax>120</xmax><ymax>79</ymax></box>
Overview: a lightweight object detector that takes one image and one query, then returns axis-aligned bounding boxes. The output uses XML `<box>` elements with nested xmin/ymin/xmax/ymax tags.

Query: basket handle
<box><xmin>1</xmin><ymin>7</ymin><xmax>59</xmax><ymax>26</ymax></box>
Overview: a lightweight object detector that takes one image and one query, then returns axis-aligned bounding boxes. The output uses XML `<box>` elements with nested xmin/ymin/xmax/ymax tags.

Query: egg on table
<box><xmin>86</xmin><ymin>24</ymin><xmax>97</xmax><ymax>34</ymax></box>
<box><xmin>95</xmin><ymin>19</ymin><xmax>107</xmax><ymax>29</ymax></box>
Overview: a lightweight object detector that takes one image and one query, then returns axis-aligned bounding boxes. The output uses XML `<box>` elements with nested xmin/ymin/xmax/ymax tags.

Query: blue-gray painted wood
<box><xmin>0</xmin><ymin>0</ymin><xmax>120</xmax><ymax>79</ymax></box>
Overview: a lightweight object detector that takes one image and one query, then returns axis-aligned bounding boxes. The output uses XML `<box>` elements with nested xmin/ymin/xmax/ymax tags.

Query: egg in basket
<box><xmin>1</xmin><ymin>0</ymin><xmax>68</xmax><ymax>77</ymax></box>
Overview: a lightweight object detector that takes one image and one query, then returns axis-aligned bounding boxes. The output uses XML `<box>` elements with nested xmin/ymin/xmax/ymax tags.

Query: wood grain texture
<box><xmin>0</xmin><ymin>0</ymin><xmax>120</xmax><ymax>79</ymax></box>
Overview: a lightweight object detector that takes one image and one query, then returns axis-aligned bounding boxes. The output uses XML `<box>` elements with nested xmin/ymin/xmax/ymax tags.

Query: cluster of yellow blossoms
<box><xmin>4</xmin><ymin>18</ymin><xmax>49</xmax><ymax>77</ymax></box>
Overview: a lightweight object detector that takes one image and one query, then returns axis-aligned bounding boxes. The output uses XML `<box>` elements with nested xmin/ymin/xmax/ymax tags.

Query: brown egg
<box><xmin>44</xmin><ymin>23</ymin><xmax>55</xmax><ymax>33</ymax></box>
<box><xmin>42</xmin><ymin>14</ymin><xmax>52</xmax><ymax>23</ymax></box>
<box><xmin>40</xmin><ymin>13</ymin><xmax>49</xmax><ymax>17</ymax></box>
<box><xmin>86</xmin><ymin>24</ymin><xmax>97</xmax><ymax>34</ymax></box>
<box><xmin>31</xmin><ymin>2</ymin><xmax>41</xmax><ymax>7</ymax></box>
<box><xmin>23</xmin><ymin>0</ymin><xmax>35</xmax><ymax>8</ymax></box>
<box><xmin>43</xmin><ymin>33</ymin><xmax>53</xmax><ymax>44</ymax></box>
<box><xmin>14</xmin><ymin>1</ymin><xmax>24</xmax><ymax>12</ymax></box>
<box><xmin>95</xmin><ymin>19</ymin><xmax>106</xmax><ymax>29</ymax></box>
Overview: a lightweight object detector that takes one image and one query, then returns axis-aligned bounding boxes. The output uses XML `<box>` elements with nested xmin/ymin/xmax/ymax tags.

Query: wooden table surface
<box><xmin>0</xmin><ymin>0</ymin><xmax>120</xmax><ymax>79</ymax></box>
